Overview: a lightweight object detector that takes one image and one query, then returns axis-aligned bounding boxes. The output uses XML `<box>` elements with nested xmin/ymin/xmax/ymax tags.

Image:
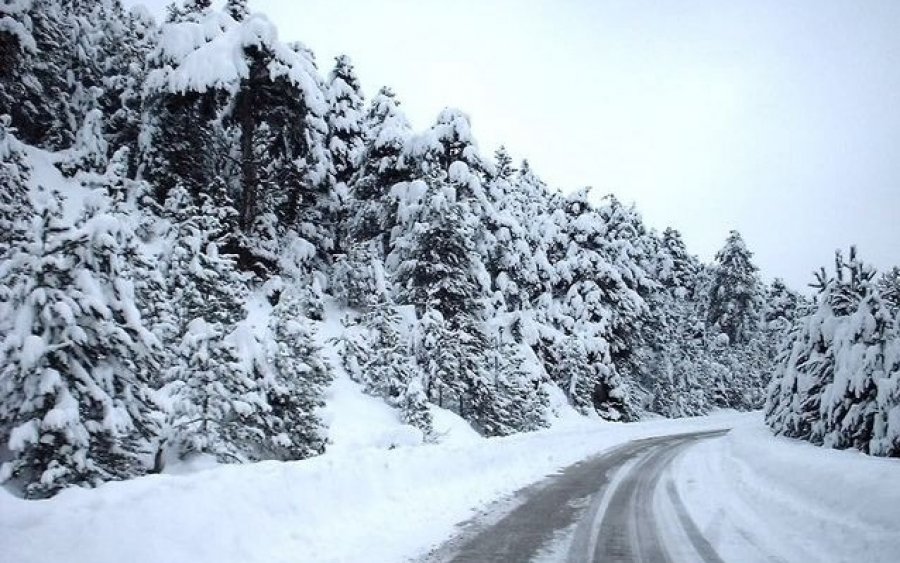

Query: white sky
<box><xmin>128</xmin><ymin>0</ymin><xmax>900</xmax><ymax>289</ymax></box>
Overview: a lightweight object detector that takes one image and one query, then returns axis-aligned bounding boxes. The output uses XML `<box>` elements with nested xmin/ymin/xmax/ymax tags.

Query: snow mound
<box><xmin>320</xmin><ymin>373</ymin><xmax>424</xmax><ymax>453</ymax></box>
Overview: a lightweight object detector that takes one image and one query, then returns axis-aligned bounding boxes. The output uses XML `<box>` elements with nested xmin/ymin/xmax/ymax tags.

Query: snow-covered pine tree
<box><xmin>765</xmin><ymin>272</ymin><xmax>833</xmax><ymax>441</ymax></box>
<box><xmin>60</xmin><ymin>102</ymin><xmax>109</xmax><ymax>176</ymax></box>
<box><xmin>417</xmin><ymin>108</ymin><xmax>485</xmax><ymax>178</ymax></box>
<box><xmin>594</xmin><ymin>195</ymin><xmax>658</xmax><ymax>384</ymax></box>
<box><xmin>323</xmin><ymin>54</ymin><xmax>365</xmax><ymax>256</ymax></box>
<box><xmin>0</xmin><ymin>0</ymin><xmax>70</xmax><ymax>149</ymax></box>
<box><xmin>143</xmin><ymin>7</ymin><xmax>333</xmax><ymax>274</ymax></box>
<box><xmin>348</xmin><ymin>86</ymin><xmax>413</xmax><ymax>254</ymax></box>
<box><xmin>393</xmin><ymin>186</ymin><xmax>483</xmax><ymax>321</ymax></box>
<box><xmin>0</xmin><ymin>116</ymin><xmax>31</xmax><ymax>256</ymax></box>
<box><xmin>331</xmin><ymin>240</ymin><xmax>385</xmax><ymax>309</ymax></box>
<box><xmin>161</xmin><ymin>183</ymin><xmax>266</xmax><ymax>463</ymax></box>
<box><xmin>263</xmin><ymin>286</ymin><xmax>330</xmax><ymax>459</ymax></box>
<box><xmin>766</xmin><ymin>250</ymin><xmax>867</xmax><ymax>445</ymax></box>
<box><xmin>326</xmin><ymin>55</ymin><xmax>365</xmax><ymax>188</ymax></box>
<box><xmin>0</xmin><ymin>188</ymin><xmax>160</xmax><ymax>498</ymax></box>
<box><xmin>482</xmin><ymin>147</ymin><xmax>543</xmax><ymax>311</ymax></box>
<box><xmin>100</xmin><ymin>5</ymin><xmax>158</xmax><ymax>176</ymax></box>
<box><xmin>392</xmin><ymin>175</ymin><xmax>495</xmax><ymax>424</ymax></box>
<box><xmin>878</xmin><ymin>266</ymin><xmax>900</xmax><ymax>314</ymax></box>
<box><xmin>646</xmin><ymin>227</ymin><xmax>711</xmax><ymax>416</ymax></box>
<box><xmin>707</xmin><ymin>230</ymin><xmax>764</xmax><ymax>345</ymax></box>
<box><xmin>491</xmin><ymin>145</ymin><xmax>516</xmax><ymax>180</ymax></box>
<box><xmin>415</xmin><ymin>307</ymin><xmax>454</xmax><ymax>408</ymax></box>
<box><xmin>138</xmin><ymin>81</ymin><xmax>222</xmax><ymax>204</ymax></box>
<box><xmin>0</xmin><ymin>0</ymin><xmax>146</xmax><ymax>156</ymax></box>
<box><xmin>358</xmin><ymin>296</ymin><xmax>433</xmax><ymax>437</ymax></box>
<box><xmin>543</xmin><ymin>190</ymin><xmax>640</xmax><ymax>420</ymax></box>
<box><xmin>819</xmin><ymin>249</ymin><xmax>890</xmax><ymax>452</ymax></box>
<box><xmin>475</xmin><ymin>336</ymin><xmax>548</xmax><ymax>436</ymax></box>
<box><xmin>872</xmin><ymin>303</ymin><xmax>900</xmax><ymax>457</ymax></box>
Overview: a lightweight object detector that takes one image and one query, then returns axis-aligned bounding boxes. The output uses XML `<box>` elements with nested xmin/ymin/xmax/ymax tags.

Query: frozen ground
<box><xmin>2</xmin><ymin>410</ymin><xmax>896</xmax><ymax>563</ymax></box>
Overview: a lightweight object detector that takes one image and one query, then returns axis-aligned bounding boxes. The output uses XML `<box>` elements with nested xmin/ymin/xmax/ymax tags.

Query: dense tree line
<box><xmin>0</xmin><ymin>1</ymin><xmax>804</xmax><ymax>498</ymax></box>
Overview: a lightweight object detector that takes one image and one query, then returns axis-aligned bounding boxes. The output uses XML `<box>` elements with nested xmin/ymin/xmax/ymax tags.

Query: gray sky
<box><xmin>129</xmin><ymin>0</ymin><xmax>900</xmax><ymax>289</ymax></box>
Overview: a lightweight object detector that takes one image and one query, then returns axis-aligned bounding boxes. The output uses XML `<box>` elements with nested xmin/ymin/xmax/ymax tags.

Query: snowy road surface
<box><xmin>421</xmin><ymin>430</ymin><xmax>727</xmax><ymax>562</ymax></box>
<box><xmin>4</xmin><ymin>413</ymin><xmax>898</xmax><ymax>563</ymax></box>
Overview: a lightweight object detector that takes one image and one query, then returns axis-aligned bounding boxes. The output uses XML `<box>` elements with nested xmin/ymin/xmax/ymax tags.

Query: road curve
<box><xmin>419</xmin><ymin>430</ymin><xmax>728</xmax><ymax>563</ymax></box>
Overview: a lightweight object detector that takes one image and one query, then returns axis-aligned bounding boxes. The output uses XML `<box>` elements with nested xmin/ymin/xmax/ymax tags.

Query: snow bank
<box><xmin>0</xmin><ymin>413</ymin><xmax>748</xmax><ymax>563</ymax></box>
<box><xmin>674</xmin><ymin>414</ymin><xmax>900</xmax><ymax>563</ymax></box>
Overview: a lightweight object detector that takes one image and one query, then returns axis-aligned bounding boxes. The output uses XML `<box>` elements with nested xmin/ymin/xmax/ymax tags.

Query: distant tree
<box><xmin>707</xmin><ymin>230</ymin><xmax>763</xmax><ymax>345</ymax></box>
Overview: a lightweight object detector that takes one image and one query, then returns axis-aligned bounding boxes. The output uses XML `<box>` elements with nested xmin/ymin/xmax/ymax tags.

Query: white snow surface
<box><xmin>674</xmin><ymin>414</ymin><xmax>900</xmax><ymax>563</ymax></box>
<box><xmin>1</xmin><ymin>413</ymin><xmax>748</xmax><ymax>563</ymax></box>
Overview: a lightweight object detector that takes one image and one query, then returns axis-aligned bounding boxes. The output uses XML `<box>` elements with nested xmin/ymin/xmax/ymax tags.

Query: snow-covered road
<box><xmin>421</xmin><ymin>430</ymin><xmax>727</xmax><ymax>562</ymax></box>
<box><xmin>2</xmin><ymin>412</ymin><xmax>898</xmax><ymax>563</ymax></box>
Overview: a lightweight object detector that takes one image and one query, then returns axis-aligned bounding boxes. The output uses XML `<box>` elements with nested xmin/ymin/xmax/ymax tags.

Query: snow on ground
<box><xmin>0</xmin><ymin>413</ymin><xmax>748</xmax><ymax>563</ymax></box>
<box><xmin>673</xmin><ymin>413</ymin><xmax>900</xmax><ymax>563</ymax></box>
<box><xmin>315</xmin><ymin>300</ymin><xmax>474</xmax><ymax>453</ymax></box>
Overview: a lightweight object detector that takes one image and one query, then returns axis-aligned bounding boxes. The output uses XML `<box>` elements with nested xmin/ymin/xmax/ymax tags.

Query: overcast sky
<box><xmin>128</xmin><ymin>0</ymin><xmax>900</xmax><ymax>289</ymax></box>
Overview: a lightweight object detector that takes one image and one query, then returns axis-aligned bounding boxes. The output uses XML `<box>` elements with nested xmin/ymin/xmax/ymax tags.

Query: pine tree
<box><xmin>819</xmin><ymin>249</ymin><xmax>887</xmax><ymax>452</ymax></box>
<box><xmin>0</xmin><ymin>0</ymin><xmax>70</xmax><ymax>148</ymax></box>
<box><xmin>331</xmin><ymin>240</ymin><xmax>384</xmax><ymax>309</ymax></box>
<box><xmin>393</xmin><ymin>185</ymin><xmax>484</xmax><ymax>321</ymax></box>
<box><xmin>161</xmin><ymin>184</ymin><xmax>262</xmax><ymax>462</ymax></box>
<box><xmin>707</xmin><ymin>230</ymin><xmax>763</xmax><ymax>345</ymax></box>
<box><xmin>766</xmin><ymin>249</ymin><xmax>882</xmax><ymax>449</ymax></box>
<box><xmin>324</xmin><ymin>54</ymin><xmax>365</xmax><ymax>256</ymax></box>
<box><xmin>143</xmin><ymin>7</ymin><xmax>333</xmax><ymax>273</ymax></box>
<box><xmin>0</xmin><ymin>189</ymin><xmax>160</xmax><ymax>498</ymax></box>
<box><xmin>491</xmin><ymin>145</ymin><xmax>516</xmax><ymax>180</ymax></box>
<box><xmin>0</xmin><ymin>116</ymin><xmax>31</xmax><ymax>256</ymax></box>
<box><xmin>482</xmin><ymin>149</ymin><xmax>543</xmax><ymax>311</ymax></box>
<box><xmin>360</xmin><ymin>297</ymin><xmax>433</xmax><ymax>437</ymax></box>
<box><xmin>326</xmin><ymin>55</ymin><xmax>365</xmax><ymax>188</ymax></box>
<box><xmin>878</xmin><ymin>267</ymin><xmax>900</xmax><ymax>314</ymax></box>
<box><xmin>348</xmin><ymin>86</ymin><xmax>413</xmax><ymax>254</ymax></box>
<box><xmin>542</xmin><ymin>190</ymin><xmax>641</xmax><ymax>419</ymax></box>
<box><xmin>476</xmin><ymin>337</ymin><xmax>548</xmax><ymax>435</ymax></box>
<box><xmin>264</xmin><ymin>286</ymin><xmax>330</xmax><ymax>459</ymax></box>
<box><xmin>872</xmin><ymin>307</ymin><xmax>900</xmax><ymax>457</ymax></box>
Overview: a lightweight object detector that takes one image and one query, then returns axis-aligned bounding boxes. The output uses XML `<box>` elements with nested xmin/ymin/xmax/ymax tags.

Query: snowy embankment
<box><xmin>674</xmin><ymin>414</ymin><xmax>900</xmax><ymax>563</ymax></box>
<box><xmin>0</xmin><ymin>410</ymin><xmax>747</xmax><ymax>563</ymax></box>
